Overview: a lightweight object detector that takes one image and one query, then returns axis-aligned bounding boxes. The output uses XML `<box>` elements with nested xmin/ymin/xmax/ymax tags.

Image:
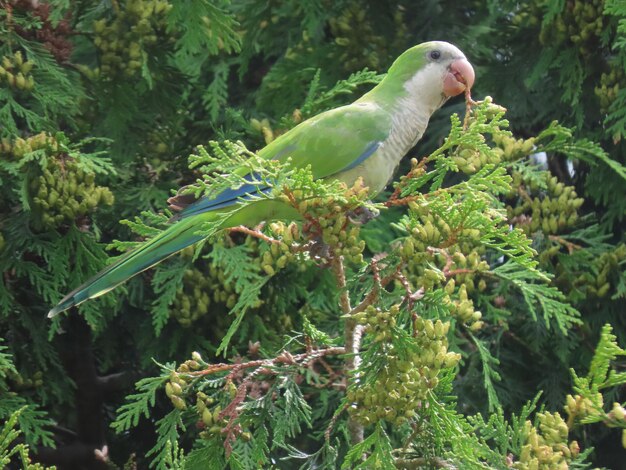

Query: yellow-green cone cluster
<box><xmin>0</xmin><ymin>132</ymin><xmax>58</xmax><ymax>160</ymax></box>
<box><xmin>538</xmin><ymin>0</ymin><xmax>604</xmax><ymax>57</ymax></box>
<box><xmin>492</xmin><ymin>133</ymin><xmax>536</xmax><ymax>163</ymax></box>
<box><xmin>171</xmin><ymin>230</ymin><xmax>300</xmax><ymax>327</ymax></box>
<box><xmin>347</xmin><ymin>315</ymin><xmax>460</xmax><ymax>426</ymax></box>
<box><xmin>164</xmin><ymin>351</ymin><xmax>248</xmax><ymax>440</ymax></box>
<box><xmin>0</xmin><ymin>132</ymin><xmax>114</xmax><ymax>230</ymax></box>
<box><xmin>92</xmin><ymin>0</ymin><xmax>171</xmax><ymax>79</ymax></box>
<box><xmin>279</xmin><ymin>179</ymin><xmax>369</xmax><ymax>264</ymax></box>
<box><xmin>595</xmin><ymin>67</ymin><xmax>624</xmax><ymax>114</ymax></box>
<box><xmin>452</xmin><ymin>131</ymin><xmax>535</xmax><ymax>175</ymax></box>
<box><xmin>29</xmin><ymin>158</ymin><xmax>114</xmax><ymax>230</ymax></box>
<box><xmin>172</xmin><ymin>268</ymin><xmax>217</xmax><ymax>326</ymax></box>
<box><xmin>7</xmin><ymin>370</ymin><xmax>44</xmax><ymax>391</ymax></box>
<box><xmin>563</xmin><ymin>392</ymin><xmax>625</xmax><ymax>434</ymax></box>
<box><xmin>165</xmin><ymin>370</ymin><xmax>189</xmax><ymax>411</ymax></box>
<box><xmin>196</xmin><ymin>391</ymin><xmax>227</xmax><ymax>437</ymax></box>
<box><xmin>165</xmin><ymin>352</ymin><xmax>207</xmax><ymax>410</ymax></box>
<box><xmin>250</xmin><ymin>117</ymin><xmax>279</xmax><ymax>145</ymax></box>
<box><xmin>353</xmin><ymin>304</ymin><xmax>399</xmax><ymax>343</ymax></box>
<box><xmin>317</xmin><ymin>210</ymin><xmax>365</xmax><ymax>264</ymax></box>
<box><xmin>259</xmin><ymin>222</ymin><xmax>301</xmax><ymax>276</ymax></box>
<box><xmin>0</xmin><ymin>51</ymin><xmax>35</xmax><ymax>92</ymax></box>
<box><xmin>607</xmin><ymin>402</ymin><xmax>626</xmax><ymax>429</ymax></box>
<box><xmin>447</xmin><ymin>282</ymin><xmax>484</xmax><ymax>330</ymax></box>
<box><xmin>171</xmin><ymin>261</ymin><xmax>239</xmax><ymax>327</ymax></box>
<box><xmin>507</xmin><ymin>173</ymin><xmax>583</xmax><ymax>237</ymax></box>
<box><xmin>515</xmin><ymin>412</ymin><xmax>579</xmax><ymax>470</ymax></box>
<box><xmin>510</xmin><ymin>2</ymin><xmax>541</xmax><ymax>28</ymax></box>
<box><xmin>399</xmin><ymin>200</ymin><xmax>488</xmax><ymax>330</ymax></box>
<box><xmin>563</xmin><ymin>244</ymin><xmax>626</xmax><ymax>298</ymax></box>
<box><xmin>403</xmin><ymin>205</ymin><xmax>452</xmax><ymax>253</ymax></box>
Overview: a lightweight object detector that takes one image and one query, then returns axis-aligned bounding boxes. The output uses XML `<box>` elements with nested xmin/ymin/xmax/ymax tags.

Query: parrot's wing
<box><xmin>260</xmin><ymin>101</ymin><xmax>391</xmax><ymax>177</ymax></box>
<box><xmin>174</xmin><ymin>102</ymin><xmax>391</xmax><ymax>219</ymax></box>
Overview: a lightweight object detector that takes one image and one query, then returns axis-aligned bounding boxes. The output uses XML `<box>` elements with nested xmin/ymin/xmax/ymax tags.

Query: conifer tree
<box><xmin>1</xmin><ymin>1</ymin><xmax>625</xmax><ymax>468</ymax></box>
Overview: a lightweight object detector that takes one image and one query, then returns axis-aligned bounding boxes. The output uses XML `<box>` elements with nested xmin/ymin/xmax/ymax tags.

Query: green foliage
<box><xmin>470</xmin><ymin>333</ymin><xmax>502</xmax><ymax>412</ymax></box>
<box><xmin>566</xmin><ymin>324</ymin><xmax>626</xmax><ymax>430</ymax></box>
<box><xmin>0</xmin><ymin>340</ymin><xmax>55</xmax><ymax>451</ymax></box>
<box><xmin>341</xmin><ymin>423</ymin><xmax>394</xmax><ymax>469</ymax></box>
<box><xmin>493</xmin><ymin>262</ymin><xmax>581</xmax><ymax>334</ymax></box>
<box><xmin>106</xmin><ymin>99</ymin><xmax>626</xmax><ymax>468</ymax></box>
<box><xmin>111</xmin><ymin>366</ymin><xmax>173</xmax><ymax>433</ymax></box>
<box><xmin>1</xmin><ymin>0</ymin><xmax>625</xmax><ymax>468</ymax></box>
<box><xmin>168</xmin><ymin>0</ymin><xmax>241</xmax><ymax>77</ymax></box>
<box><xmin>0</xmin><ymin>408</ymin><xmax>56</xmax><ymax>470</ymax></box>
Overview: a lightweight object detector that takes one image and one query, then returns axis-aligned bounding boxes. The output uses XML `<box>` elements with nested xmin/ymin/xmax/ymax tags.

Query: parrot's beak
<box><xmin>443</xmin><ymin>58</ymin><xmax>475</xmax><ymax>97</ymax></box>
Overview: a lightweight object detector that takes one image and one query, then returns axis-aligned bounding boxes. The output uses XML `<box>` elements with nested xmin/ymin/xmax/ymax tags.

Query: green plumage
<box><xmin>49</xmin><ymin>41</ymin><xmax>471</xmax><ymax>317</ymax></box>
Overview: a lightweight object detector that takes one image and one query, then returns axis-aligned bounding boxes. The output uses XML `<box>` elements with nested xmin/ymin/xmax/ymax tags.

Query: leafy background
<box><xmin>1</xmin><ymin>0</ymin><xmax>626</xmax><ymax>468</ymax></box>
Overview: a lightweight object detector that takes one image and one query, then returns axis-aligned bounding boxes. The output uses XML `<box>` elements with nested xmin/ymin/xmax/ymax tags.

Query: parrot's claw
<box><xmin>308</xmin><ymin>237</ymin><xmax>332</xmax><ymax>260</ymax></box>
<box><xmin>347</xmin><ymin>205</ymin><xmax>380</xmax><ymax>225</ymax></box>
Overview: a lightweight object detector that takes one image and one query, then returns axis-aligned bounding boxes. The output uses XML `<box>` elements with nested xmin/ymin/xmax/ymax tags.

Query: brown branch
<box><xmin>348</xmin><ymin>256</ymin><xmax>402</xmax><ymax>317</ymax></box>
<box><xmin>385</xmin><ymin>186</ymin><xmax>448</xmax><ymax>208</ymax></box>
<box><xmin>396</xmin><ymin>270</ymin><xmax>425</xmax><ymax>309</ymax></box>
<box><xmin>229</xmin><ymin>225</ymin><xmax>280</xmax><ymax>244</ymax></box>
<box><xmin>325</xmin><ymin>403</ymin><xmax>349</xmax><ymax>442</ymax></box>
<box><xmin>187</xmin><ymin>346</ymin><xmax>345</xmax><ymax>457</ymax></box>
<box><xmin>463</xmin><ymin>87</ymin><xmax>478</xmax><ymax>130</ymax></box>
<box><xmin>548</xmin><ymin>234</ymin><xmax>582</xmax><ymax>254</ymax></box>
<box><xmin>220</xmin><ymin>380</ymin><xmax>248</xmax><ymax>456</ymax></box>
<box><xmin>187</xmin><ymin>347</ymin><xmax>346</xmax><ymax>379</ymax></box>
<box><xmin>330</xmin><ymin>255</ymin><xmax>365</xmax><ymax>446</ymax></box>
<box><xmin>307</xmin><ymin>357</ymin><xmax>342</xmax><ymax>389</ymax></box>
<box><xmin>385</xmin><ymin>157</ymin><xmax>429</xmax><ymax>207</ymax></box>
<box><xmin>282</xmin><ymin>187</ymin><xmax>324</xmax><ymax>238</ymax></box>
<box><xmin>395</xmin><ymin>456</ymin><xmax>456</xmax><ymax>469</ymax></box>
<box><xmin>426</xmin><ymin>247</ymin><xmax>475</xmax><ymax>279</ymax></box>
<box><xmin>385</xmin><ymin>194</ymin><xmax>425</xmax><ymax>207</ymax></box>
<box><xmin>38</xmin><ymin>315</ymin><xmax>110</xmax><ymax>469</ymax></box>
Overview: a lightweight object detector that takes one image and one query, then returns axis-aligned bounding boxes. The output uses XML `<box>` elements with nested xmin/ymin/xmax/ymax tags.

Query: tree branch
<box><xmin>332</xmin><ymin>255</ymin><xmax>364</xmax><ymax>445</ymax></box>
<box><xmin>187</xmin><ymin>346</ymin><xmax>346</xmax><ymax>378</ymax></box>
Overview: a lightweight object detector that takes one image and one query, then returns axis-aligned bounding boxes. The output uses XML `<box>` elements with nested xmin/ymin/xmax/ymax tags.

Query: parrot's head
<box><xmin>386</xmin><ymin>41</ymin><xmax>475</xmax><ymax>112</ymax></box>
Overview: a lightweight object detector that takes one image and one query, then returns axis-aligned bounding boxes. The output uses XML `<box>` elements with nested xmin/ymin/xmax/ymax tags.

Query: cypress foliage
<box><xmin>1</xmin><ymin>1</ymin><xmax>625</xmax><ymax>468</ymax></box>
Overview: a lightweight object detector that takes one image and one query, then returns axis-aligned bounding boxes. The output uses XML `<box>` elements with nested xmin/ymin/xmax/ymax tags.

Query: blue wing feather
<box><xmin>177</xmin><ymin>174</ymin><xmax>266</xmax><ymax>219</ymax></box>
<box><xmin>177</xmin><ymin>139</ymin><xmax>381</xmax><ymax>220</ymax></box>
<box><xmin>341</xmin><ymin>141</ymin><xmax>380</xmax><ymax>171</ymax></box>
<box><xmin>176</xmin><ymin>142</ymin><xmax>299</xmax><ymax>220</ymax></box>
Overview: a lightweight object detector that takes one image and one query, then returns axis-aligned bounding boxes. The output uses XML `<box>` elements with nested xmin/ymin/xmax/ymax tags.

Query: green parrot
<box><xmin>48</xmin><ymin>41</ymin><xmax>474</xmax><ymax>318</ymax></box>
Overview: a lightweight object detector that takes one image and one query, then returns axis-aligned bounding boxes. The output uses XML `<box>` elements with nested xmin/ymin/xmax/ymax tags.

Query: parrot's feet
<box><xmin>347</xmin><ymin>205</ymin><xmax>379</xmax><ymax>225</ymax></box>
<box><xmin>308</xmin><ymin>236</ymin><xmax>332</xmax><ymax>260</ymax></box>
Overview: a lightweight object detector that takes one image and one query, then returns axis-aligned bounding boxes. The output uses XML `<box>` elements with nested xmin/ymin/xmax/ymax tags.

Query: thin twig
<box><xmin>427</xmin><ymin>247</ymin><xmax>475</xmax><ymax>279</ymax></box>
<box><xmin>229</xmin><ymin>225</ymin><xmax>280</xmax><ymax>244</ymax></box>
<box><xmin>325</xmin><ymin>403</ymin><xmax>349</xmax><ymax>442</ymax></box>
<box><xmin>548</xmin><ymin>235</ymin><xmax>582</xmax><ymax>254</ymax></box>
<box><xmin>385</xmin><ymin>157</ymin><xmax>429</xmax><ymax>207</ymax></box>
<box><xmin>348</xmin><ymin>257</ymin><xmax>401</xmax><ymax>316</ymax></box>
<box><xmin>395</xmin><ymin>456</ymin><xmax>457</xmax><ymax>469</ymax></box>
<box><xmin>463</xmin><ymin>87</ymin><xmax>477</xmax><ymax>130</ymax></box>
<box><xmin>186</xmin><ymin>346</ymin><xmax>345</xmax><ymax>378</ymax></box>
<box><xmin>332</xmin><ymin>255</ymin><xmax>364</xmax><ymax>446</ymax></box>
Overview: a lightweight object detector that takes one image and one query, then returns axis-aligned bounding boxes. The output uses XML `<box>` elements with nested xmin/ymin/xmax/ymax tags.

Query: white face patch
<box><xmin>403</xmin><ymin>43</ymin><xmax>468</xmax><ymax>113</ymax></box>
<box><xmin>403</xmin><ymin>62</ymin><xmax>448</xmax><ymax>114</ymax></box>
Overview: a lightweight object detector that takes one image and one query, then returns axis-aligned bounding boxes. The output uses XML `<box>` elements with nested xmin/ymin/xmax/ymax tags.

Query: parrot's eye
<box><xmin>429</xmin><ymin>50</ymin><xmax>441</xmax><ymax>60</ymax></box>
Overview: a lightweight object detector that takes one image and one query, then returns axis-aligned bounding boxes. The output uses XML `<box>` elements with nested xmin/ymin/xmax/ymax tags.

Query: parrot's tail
<box><xmin>48</xmin><ymin>214</ymin><xmax>212</xmax><ymax>318</ymax></box>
